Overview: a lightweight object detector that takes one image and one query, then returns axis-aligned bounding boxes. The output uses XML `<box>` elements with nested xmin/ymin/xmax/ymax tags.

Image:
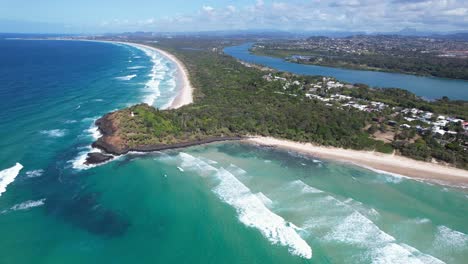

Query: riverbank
<box><xmin>225</xmin><ymin>43</ymin><xmax>468</xmax><ymax>100</ymax></box>
<box><xmin>246</xmin><ymin>136</ymin><xmax>468</xmax><ymax>185</ymax></box>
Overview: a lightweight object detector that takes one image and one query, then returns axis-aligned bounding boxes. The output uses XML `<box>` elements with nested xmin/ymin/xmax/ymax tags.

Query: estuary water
<box><xmin>0</xmin><ymin>39</ymin><xmax>467</xmax><ymax>263</ymax></box>
<box><xmin>224</xmin><ymin>43</ymin><xmax>468</xmax><ymax>100</ymax></box>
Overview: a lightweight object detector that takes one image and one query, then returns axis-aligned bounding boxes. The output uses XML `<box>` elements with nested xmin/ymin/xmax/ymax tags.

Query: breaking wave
<box><xmin>176</xmin><ymin>152</ymin><xmax>312</xmax><ymax>259</ymax></box>
<box><xmin>0</xmin><ymin>163</ymin><xmax>23</xmax><ymax>197</ymax></box>
<box><xmin>285</xmin><ymin>181</ymin><xmax>445</xmax><ymax>263</ymax></box>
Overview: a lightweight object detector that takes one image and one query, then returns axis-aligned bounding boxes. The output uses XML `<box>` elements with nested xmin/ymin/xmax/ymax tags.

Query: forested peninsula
<box><xmin>87</xmin><ymin>39</ymin><xmax>468</xmax><ymax>170</ymax></box>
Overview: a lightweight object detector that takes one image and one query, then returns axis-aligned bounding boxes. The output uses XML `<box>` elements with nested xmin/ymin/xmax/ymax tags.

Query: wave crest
<box><xmin>0</xmin><ymin>163</ymin><xmax>23</xmax><ymax>197</ymax></box>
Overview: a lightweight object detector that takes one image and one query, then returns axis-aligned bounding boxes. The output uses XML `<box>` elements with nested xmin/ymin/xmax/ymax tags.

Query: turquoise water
<box><xmin>224</xmin><ymin>43</ymin><xmax>468</xmax><ymax>100</ymax></box>
<box><xmin>0</xmin><ymin>40</ymin><xmax>467</xmax><ymax>263</ymax></box>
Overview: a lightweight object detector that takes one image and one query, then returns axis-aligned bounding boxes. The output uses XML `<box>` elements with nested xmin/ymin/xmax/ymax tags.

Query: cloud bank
<box><xmin>96</xmin><ymin>0</ymin><xmax>468</xmax><ymax>33</ymax></box>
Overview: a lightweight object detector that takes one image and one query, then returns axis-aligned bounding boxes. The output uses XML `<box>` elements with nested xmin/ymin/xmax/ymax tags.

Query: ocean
<box><xmin>0</xmin><ymin>39</ymin><xmax>467</xmax><ymax>263</ymax></box>
<box><xmin>224</xmin><ymin>43</ymin><xmax>468</xmax><ymax>100</ymax></box>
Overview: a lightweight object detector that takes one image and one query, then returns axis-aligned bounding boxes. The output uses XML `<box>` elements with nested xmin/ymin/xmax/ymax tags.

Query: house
<box><xmin>388</xmin><ymin>120</ymin><xmax>397</xmax><ymax>126</ymax></box>
<box><xmin>432</xmin><ymin>127</ymin><xmax>446</xmax><ymax>135</ymax></box>
<box><xmin>423</xmin><ymin>112</ymin><xmax>433</xmax><ymax>119</ymax></box>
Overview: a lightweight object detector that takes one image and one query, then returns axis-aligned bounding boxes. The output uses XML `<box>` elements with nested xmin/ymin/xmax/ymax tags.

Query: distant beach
<box><xmin>246</xmin><ymin>136</ymin><xmax>468</xmax><ymax>186</ymax></box>
<box><xmin>119</xmin><ymin>42</ymin><xmax>193</xmax><ymax>109</ymax></box>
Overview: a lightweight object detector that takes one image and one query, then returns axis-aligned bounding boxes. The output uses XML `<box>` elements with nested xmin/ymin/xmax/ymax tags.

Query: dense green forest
<box><xmin>100</xmin><ymin>38</ymin><xmax>468</xmax><ymax>169</ymax></box>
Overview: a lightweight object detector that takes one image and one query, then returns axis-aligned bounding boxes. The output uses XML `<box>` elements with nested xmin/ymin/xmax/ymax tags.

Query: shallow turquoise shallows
<box><xmin>0</xmin><ymin>40</ymin><xmax>467</xmax><ymax>264</ymax></box>
<box><xmin>224</xmin><ymin>43</ymin><xmax>468</xmax><ymax>100</ymax></box>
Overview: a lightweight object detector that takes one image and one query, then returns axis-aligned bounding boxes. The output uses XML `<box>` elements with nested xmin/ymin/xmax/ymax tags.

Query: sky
<box><xmin>1</xmin><ymin>0</ymin><xmax>467</xmax><ymax>34</ymax></box>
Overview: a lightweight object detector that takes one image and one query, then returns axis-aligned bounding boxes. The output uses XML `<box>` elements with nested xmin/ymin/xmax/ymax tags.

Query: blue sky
<box><xmin>1</xmin><ymin>0</ymin><xmax>467</xmax><ymax>33</ymax></box>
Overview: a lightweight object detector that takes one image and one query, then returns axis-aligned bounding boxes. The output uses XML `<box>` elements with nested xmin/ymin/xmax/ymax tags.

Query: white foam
<box><xmin>371</xmin><ymin>243</ymin><xmax>445</xmax><ymax>264</ymax></box>
<box><xmin>176</xmin><ymin>152</ymin><xmax>312</xmax><ymax>259</ymax></box>
<box><xmin>213</xmin><ymin>167</ymin><xmax>312</xmax><ymax>259</ymax></box>
<box><xmin>10</xmin><ymin>199</ymin><xmax>45</xmax><ymax>211</ymax></box>
<box><xmin>325</xmin><ymin>211</ymin><xmax>394</xmax><ymax>246</ymax></box>
<box><xmin>433</xmin><ymin>225</ymin><xmax>468</xmax><ymax>251</ymax></box>
<box><xmin>289</xmin><ymin>180</ymin><xmax>323</xmax><ymax>194</ymax></box>
<box><xmin>68</xmin><ymin>146</ymin><xmax>110</xmax><ymax>170</ymax></box>
<box><xmin>178</xmin><ymin>152</ymin><xmax>218</xmax><ymax>177</ymax></box>
<box><xmin>115</xmin><ymin>74</ymin><xmax>137</xmax><ymax>81</ymax></box>
<box><xmin>86</xmin><ymin>122</ymin><xmax>102</xmax><ymax>140</ymax></box>
<box><xmin>64</xmin><ymin>120</ymin><xmax>77</xmax><ymax>124</ymax></box>
<box><xmin>286</xmin><ymin>183</ymin><xmax>443</xmax><ymax>263</ymax></box>
<box><xmin>25</xmin><ymin>169</ymin><xmax>44</xmax><ymax>178</ymax></box>
<box><xmin>126</xmin><ymin>44</ymin><xmax>176</xmax><ymax>108</ymax></box>
<box><xmin>256</xmin><ymin>192</ymin><xmax>273</xmax><ymax>207</ymax></box>
<box><xmin>127</xmin><ymin>66</ymin><xmax>146</xmax><ymax>69</ymax></box>
<box><xmin>40</xmin><ymin>129</ymin><xmax>67</xmax><ymax>138</ymax></box>
<box><xmin>359</xmin><ymin>164</ymin><xmax>409</xmax><ymax>184</ymax></box>
<box><xmin>323</xmin><ymin>209</ymin><xmax>444</xmax><ymax>263</ymax></box>
<box><xmin>68</xmin><ymin>118</ymin><xmax>111</xmax><ymax>170</ymax></box>
<box><xmin>226</xmin><ymin>164</ymin><xmax>247</xmax><ymax>175</ymax></box>
<box><xmin>0</xmin><ymin>163</ymin><xmax>23</xmax><ymax>197</ymax></box>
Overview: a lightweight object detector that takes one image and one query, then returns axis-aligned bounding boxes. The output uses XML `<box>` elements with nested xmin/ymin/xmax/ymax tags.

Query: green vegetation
<box><xmin>105</xmin><ymin>38</ymin><xmax>467</xmax><ymax>169</ymax></box>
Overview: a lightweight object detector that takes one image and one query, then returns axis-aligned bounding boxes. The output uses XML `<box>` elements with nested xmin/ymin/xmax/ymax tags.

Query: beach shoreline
<box><xmin>118</xmin><ymin>42</ymin><xmax>193</xmax><ymax>109</ymax></box>
<box><xmin>245</xmin><ymin>136</ymin><xmax>468</xmax><ymax>185</ymax></box>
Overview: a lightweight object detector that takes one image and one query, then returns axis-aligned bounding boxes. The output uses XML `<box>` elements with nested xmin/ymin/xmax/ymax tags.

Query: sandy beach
<box><xmin>117</xmin><ymin>42</ymin><xmax>194</xmax><ymax>109</ymax></box>
<box><xmin>246</xmin><ymin>136</ymin><xmax>468</xmax><ymax>185</ymax></box>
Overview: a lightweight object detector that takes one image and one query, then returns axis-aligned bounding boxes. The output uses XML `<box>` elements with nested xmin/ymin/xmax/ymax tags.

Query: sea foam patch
<box><xmin>40</xmin><ymin>129</ymin><xmax>67</xmax><ymax>138</ymax></box>
<box><xmin>127</xmin><ymin>66</ymin><xmax>145</xmax><ymax>70</ymax></box>
<box><xmin>0</xmin><ymin>163</ymin><xmax>23</xmax><ymax>197</ymax></box>
<box><xmin>25</xmin><ymin>169</ymin><xmax>44</xmax><ymax>178</ymax></box>
<box><xmin>10</xmin><ymin>199</ymin><xmax>46</xmax><ymax>211</ymax></box>
<box><xmin>115</xmin><ymin>74</ymin><xmax>137</xmax><ymax>81</ymax></box>
<box><xmin>177</xmin><ymin>152</ymin><xmax>312</xmax><ymax>259</ymax></box>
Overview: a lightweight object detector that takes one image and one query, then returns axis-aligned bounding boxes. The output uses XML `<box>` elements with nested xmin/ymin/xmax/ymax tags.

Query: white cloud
<box><xmin>97</xmin><ymin>0</ymin><xmax>468</xmax><ymax>33</ymax></box>
<box><xmin>443</xmin><ymin>7</ymin><xmax>468</xmax><ymax>16</ymax></box>
<box><xmin>202</xmin><ymin>5</ymin><xmax>214</xmax><ymax>12</ymax></box>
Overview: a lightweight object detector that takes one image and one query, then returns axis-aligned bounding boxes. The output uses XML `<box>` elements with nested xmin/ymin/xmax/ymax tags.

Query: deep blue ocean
<box><xmin>0</xmin><ymin>39</ymin><xmax>467</xmax><ymax>264</ymax></box>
